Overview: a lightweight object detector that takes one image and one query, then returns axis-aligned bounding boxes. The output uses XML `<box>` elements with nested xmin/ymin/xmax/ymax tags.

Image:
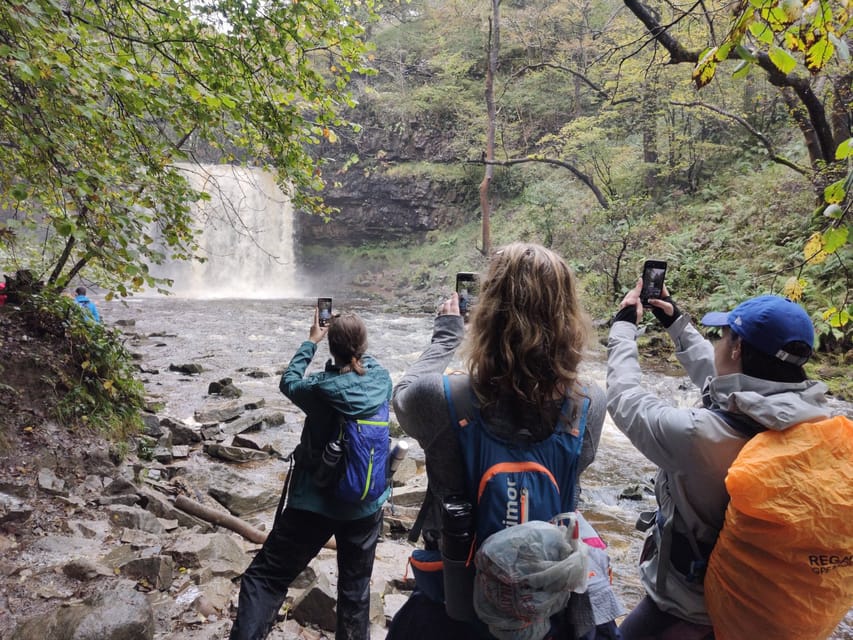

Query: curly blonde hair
<box><xmin>463</xmin><ymin>243</ymin><xmax>591</xmax><ymax>413</ymax></box>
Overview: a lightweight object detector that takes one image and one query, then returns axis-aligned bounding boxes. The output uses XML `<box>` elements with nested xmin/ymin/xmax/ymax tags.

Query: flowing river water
<box><xmin>101</xmin><ymin>295</ymin><xmax>852</xmax><ymax>638</ymax></box>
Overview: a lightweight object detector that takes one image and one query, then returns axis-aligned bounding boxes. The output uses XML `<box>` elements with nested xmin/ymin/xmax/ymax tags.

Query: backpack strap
<box><xmin>443</xmin><ymin>373</ymin><xmax>476</xmax><ymax>430</ymax></box>
<box><xmin>558</xmin><ymin>386</ymin><xmax>589</xmax><ymax>457</ymax></box>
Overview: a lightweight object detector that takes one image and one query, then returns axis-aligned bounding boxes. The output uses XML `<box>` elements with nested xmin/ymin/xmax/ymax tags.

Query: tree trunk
<box><xmin>480</xmin><ymin>0</ymin><xmax>500</xmax><ymax>257</ymax></box>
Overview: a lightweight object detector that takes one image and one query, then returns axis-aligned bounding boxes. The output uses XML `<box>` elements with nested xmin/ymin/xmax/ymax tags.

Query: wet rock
<box><xmin>37</xmin><ymin>467</ymin><xmax>67</xmax><ymax>496</ymax></box>
<box><xmin>140</xmin><ymin>413</ymin><xmax>162</xmax><ymax>437</ymax></box>
<box><xmin>107</xmin><ymin>504</ymin><xmax>165</xmax><ymax>534</ymax></box>
<box><xmin>205</xmin><ymin>467</ymin><xmax>281</xmax><ymax>516</ymax></box>
<box><xmin>160</xmin><ymin>417</ymin><xmax>203</xmax><ymax>445</ymax></box>
<box><xmin>204</xmin><ymin>443</ymin><xmax>270</xmax><ymax>463</ymax></box>
<box><xmin>104</xmin><ymin>476</ymin><xmax>138</xmax><ymax>496</ymax></box>
<box><xmin>62</xmin><ymin>557</ymin><xmax>112</xmax><ymax>581</ymax></box>
<box><xmin>218</xmin><ymin>409</ymin><xmax>269</xmax><ymax>437</ymax></box>
<box><xmin>119</xmin><ymin>555</ymin><xmax>175</xmax><ymax>590</ymax></box>
<box><xmin>0</xmin><ymin>493</ymin><xmax>33</xmax><ymax>526</ymax></box>
<box><xmin>9</xmin><ymin>581</ymin><xmax>154</xmax><ymax>640</ymax></box>
<box><xmin>231</xmin><ymin>432</ymin><xmax>291</xmax><ymax>458</ymax></box>
<box><xmin>290</xmin><ymin>571</ymin><xmax>337</xmax><ymax>632</ymax></box>
<box><xmin>136</xmin><ymin>487</ymin><xmax>214</xmax><ymax>533</ymax></box>
<box><xmin>619</xmin><ymin>484</ymin><xmax>653</xmax><ymax>501</ymax></box>
<box><xmin>194</xmin><ymin>400</ymin><xmax>244</xmax><ymax>424</ymax></box>
<box><xmin>207</xmin><ymin>378</ymin><xmax>234</xmax><ymax>394</ymax></box>
<box><xmin>243</xmin><ymin>398</ymin><xmax>268</xmax><ymax>410</ymax></box>
<box><xmin>170</xmin><ymin>363</ymin><xmax>204</xmax><ymax>375</ymax></box>
<box><xmin>239</xmin><ymin>367</ymin><xmax>272</xmax><ymax>379</ymax></box>
<box><xmin>164</xmin><ymin>532</ymin><xmax>247</xmax><ymax>573</ymax></box>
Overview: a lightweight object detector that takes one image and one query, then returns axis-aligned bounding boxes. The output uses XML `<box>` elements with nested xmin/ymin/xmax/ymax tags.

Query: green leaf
<box><xmin>769</xmin><ymin>46</ymin><xmax>797</xmax><ymax>73</ymax></box>
<box><xmin>693</xmin><ymin>48</ymin><xmax>718</xmax><ymax>88</ymax></box>
<box><xmin>732</xmin><ymin>60</ymin><xmax>752</xmax><ymax>78</ymax></box>
<box><xmin>56</xmin><ymin>220</ymin><xmax>75</xmax><ymax>236</ymax></box>
<box><xmin>11</xmin><ymin>184</ymin><xmax>28</xmax><ymax>200</ymax></box>
<box><xmin>822</xmin><ymin>227</ymin><xmax>848</xmax><ymax>254</ymax></box>
<box><xmin>735</xmin><ymin>44</ymin><xmax>758</xmax><ymax>61</ymax></box>
<box><xmin>834</xmin><ymin>138</ymin><xmax>852</xmax><ymax>160</ymax></box>
<box><xmin>749</xmin><ymin>22</ymin><xmax>775</xmax><ymax>45</ymax></box>
<box><xmin>806</xmin><ymin>38</ymin><xmax>834</xmax><ymax>72</ymax></box>
<box><xmin>824</xmin><ymin>179</ymin><xmax>846</xmax><ymax>204</ymax></box>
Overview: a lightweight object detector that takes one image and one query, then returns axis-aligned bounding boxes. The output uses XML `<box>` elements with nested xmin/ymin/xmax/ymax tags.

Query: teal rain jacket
<box><xmin>280</xmin><ymin>340</ymin><xmax>393</xmax><ymax>520</ymax></box>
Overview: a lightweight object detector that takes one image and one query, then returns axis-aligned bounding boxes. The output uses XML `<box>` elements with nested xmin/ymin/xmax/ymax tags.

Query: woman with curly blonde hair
<box><xmin>465</xmin><ymin>243</ymin><xmax>590</xmax><ymax>427</ymax></box>
<box><xmin>388</xmin><ymin>242</ymin><xmax>622</xmax><ymax>640</ymax></box>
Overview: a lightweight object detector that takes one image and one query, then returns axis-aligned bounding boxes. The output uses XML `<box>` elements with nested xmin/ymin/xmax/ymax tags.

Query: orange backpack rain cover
<box><xmin>705</xmin><ymin>415</ymin><xmax>853</xmax><ymax>640</ymax></box>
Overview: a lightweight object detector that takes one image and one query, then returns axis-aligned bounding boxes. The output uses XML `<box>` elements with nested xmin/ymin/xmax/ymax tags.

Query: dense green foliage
<box><xmin>345</xmin><ymin>0</ymin><xmax>850</xmax><ymax>352</ymax></box>
<box><xmin>5</xmin><ymin>292</ymin><xmax>145</xmax><ymax>438</ymax></box>
<box><xmin>0</xmin><ymin>0</ymin><xmax>378</xmax><ymax>296</ymax></box>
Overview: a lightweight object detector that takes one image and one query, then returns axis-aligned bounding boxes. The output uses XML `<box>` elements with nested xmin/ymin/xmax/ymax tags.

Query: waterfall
<box><xmin>155</xmin><ymin>163</ymin><xmax>299</xmax><ymax>299</ymax></box>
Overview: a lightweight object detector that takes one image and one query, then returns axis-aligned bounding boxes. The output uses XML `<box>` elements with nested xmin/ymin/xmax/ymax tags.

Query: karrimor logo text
<box><xmin>808</xmin><ymin>554</ymin><xmax>852</xmax><ymax>574</ymax></box>
<box><xmin>503</xmin><ymin>478</ymin><xmax>519</xmax><ymax>528</ymax></box>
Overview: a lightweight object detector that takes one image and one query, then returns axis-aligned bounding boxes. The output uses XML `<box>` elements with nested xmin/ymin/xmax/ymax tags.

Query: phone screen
<box><xmin>456</xmin><ymin>273</ymin><xmax>480</xmax><ymax>322</ymax></box>
<box><xmin>317</xmin><ymin>297</ymin><xmax>333</xmax><ymax>327</ymax></box>
<box><xmin>641</xmin><ymin>261</ymin><xmax>667</xmax><ymax>304</ymax></box>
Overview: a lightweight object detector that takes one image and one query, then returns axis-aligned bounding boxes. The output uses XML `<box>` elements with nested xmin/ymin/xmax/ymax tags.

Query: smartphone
<box><xmin>640</xmin><ymin>260</ymin><xmax>667</xmax><ymax>306</ymax></box>
<box><xmin>455</xmin><ymin>272</ymin><xmax>480</xmax><ymax>323</ymax></box>
<box><xmin>317</xmin><ymin>297</ymin><xmax>333</xmax><ymax>327</ymax></box>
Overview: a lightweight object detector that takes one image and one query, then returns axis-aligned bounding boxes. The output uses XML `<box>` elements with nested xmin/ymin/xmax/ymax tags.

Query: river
<box><xmin>100</xmin><ymin>295</ymin><xmax>852</xmax><ymax>638</ymax></box>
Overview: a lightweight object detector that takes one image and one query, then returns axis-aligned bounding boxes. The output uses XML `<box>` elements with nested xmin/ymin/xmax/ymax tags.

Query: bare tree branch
<box><xmin>671</xmin><ymin>101</ymin><xmax>811</xmax><ymax>175</ymax></box>
<box><xmin>469</xmin><ymin>156</ymin><xmax>610</xmax><ymax>209</ymax></box>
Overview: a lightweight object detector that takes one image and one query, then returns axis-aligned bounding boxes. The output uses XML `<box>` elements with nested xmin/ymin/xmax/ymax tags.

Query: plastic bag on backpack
<box><xmin>473</xmin><ymin>513</ymin><xmax>589</xmax><ymax>640</ymax></box>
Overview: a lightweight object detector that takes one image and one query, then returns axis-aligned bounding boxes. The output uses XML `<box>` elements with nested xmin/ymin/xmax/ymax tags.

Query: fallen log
<box><xmin>172</xmin><ymin>494</ymin><xmax>336</xmax><ymax>549</ymax></box>
<box><xmin>174</xmin><ymin>494</ymin><xmax>267</xmax><ymax>544</ymax></box>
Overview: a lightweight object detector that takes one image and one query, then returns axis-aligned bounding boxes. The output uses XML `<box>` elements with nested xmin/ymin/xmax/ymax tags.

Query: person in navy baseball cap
<box><xmin>700</xmin><ymin>295</ymin><xmax>814</xmax><ymax>367</ymax></box>
<box><xmin>605</xmin><ymin>278</ymin><xmax>829</xmax><ymax>640</ymax></box>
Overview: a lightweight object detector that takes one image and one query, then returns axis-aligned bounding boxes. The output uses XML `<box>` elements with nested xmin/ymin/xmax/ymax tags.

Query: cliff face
<box><xmin>294</xmin><ymin>107</ymin><xmax>477</xmax><ymax>247</ymax></box>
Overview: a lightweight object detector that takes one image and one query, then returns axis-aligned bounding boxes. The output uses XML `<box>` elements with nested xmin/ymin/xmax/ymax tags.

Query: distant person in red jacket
<box><xmin>0</xmin><ymin>282</ymin><xmax>6</xmax><ymax>305</ymax></box>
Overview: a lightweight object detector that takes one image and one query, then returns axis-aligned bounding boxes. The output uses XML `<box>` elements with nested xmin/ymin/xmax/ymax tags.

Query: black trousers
<box><xmin>229</xmin><ymin>506</ymin><xmax>383</xmax><ymax>640</ymax></box>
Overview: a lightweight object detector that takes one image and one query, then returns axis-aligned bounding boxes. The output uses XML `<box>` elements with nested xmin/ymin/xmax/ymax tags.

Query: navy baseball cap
<box><xmin>700</xmin><ymin>295</ymin><xmax>814</xmax><ymax>366</ymax></box>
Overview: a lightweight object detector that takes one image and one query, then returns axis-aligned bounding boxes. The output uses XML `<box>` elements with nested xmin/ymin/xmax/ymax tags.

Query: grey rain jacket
<box><xmin>606</xmin><ymin>313</ymin><xmax>830</xmax><ymax>624</ymax></box>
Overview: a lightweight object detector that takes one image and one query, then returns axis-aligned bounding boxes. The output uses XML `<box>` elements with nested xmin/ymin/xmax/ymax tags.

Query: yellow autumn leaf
<box><xmin>782</xmin><ymin>276</ymin><xmax>806</xmax><ymax>301</ymax></box>
<box><xmin>803</xmin><ymin>231</ymin><xmax>829</xmax><ymax>264</ymax></box>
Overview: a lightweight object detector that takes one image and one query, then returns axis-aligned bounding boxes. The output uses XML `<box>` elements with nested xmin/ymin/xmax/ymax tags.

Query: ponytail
<box><xmin>328</xmin><ymin>313</ymin><xmax>368</xmax><ymax>375</ymax></box>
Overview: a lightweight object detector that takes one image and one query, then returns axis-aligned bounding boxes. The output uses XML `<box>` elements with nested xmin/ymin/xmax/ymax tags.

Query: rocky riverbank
<box><xmin>0</xmin><ymin>314</ymin><xmax>429</xmax><ymax>640</ymax></box>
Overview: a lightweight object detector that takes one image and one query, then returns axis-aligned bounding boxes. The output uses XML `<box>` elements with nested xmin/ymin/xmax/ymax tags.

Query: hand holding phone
<box><xmin>640</xmin><ymin>260</ymin><xmax>667</xmax><ymax>306</ymax></box>
<box><xmin>317</xmin><ymin>297</ymin><xmax>333</xmax><ymax>328</ymax></box>
<box><xmin>455</xmin><ymin>272</ymin><xmax>479</xmax><ymax>323</ymax></box>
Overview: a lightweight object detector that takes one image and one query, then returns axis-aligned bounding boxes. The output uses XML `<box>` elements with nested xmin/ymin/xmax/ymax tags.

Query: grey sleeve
<box><xmin>578</xmin><ymin>380</ymin><xmax>606</xmax><ymax>476</ymax></box>
<box><xmin>606</xmin><ymin>320</ymin><xmax>707</xmax><ymax>471</ymax></box>
<box><xmin>392</xmin><ymin>314</ymin><xmax>468</xmax><ymax>498</ymax></box>
<box><xmin>668</xmin><ymin>313</ymin><xmax>716</xmax><ymax>388</ymax></box>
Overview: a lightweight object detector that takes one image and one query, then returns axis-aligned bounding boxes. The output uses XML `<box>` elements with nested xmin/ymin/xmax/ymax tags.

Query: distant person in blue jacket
<box><xmin>74</xmin><ymin>286</ymin><xmax>100</xmax><ymax>323</ymax></box>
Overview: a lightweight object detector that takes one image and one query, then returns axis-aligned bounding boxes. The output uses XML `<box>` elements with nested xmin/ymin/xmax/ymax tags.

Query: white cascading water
<box><xmin>156</xmin><ymin>163</ymin><xmax>299</xmax><ymax>299</ymax></box>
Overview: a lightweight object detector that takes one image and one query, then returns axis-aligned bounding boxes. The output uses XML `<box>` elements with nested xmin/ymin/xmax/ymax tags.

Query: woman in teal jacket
<box><xmin>230</xmin><ymin>311</ymin><xmax>392</xmax><ymax>640</ymax></box>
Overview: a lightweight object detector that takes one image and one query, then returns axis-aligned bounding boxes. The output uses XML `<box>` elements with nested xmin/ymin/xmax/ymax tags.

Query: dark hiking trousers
<box><xmin>617</xmin><ymin>595</ymin><xmax>714</xmax><ymax>640</ymax></box>
<box><xmin>229</xmin><ymin>506</ymin><xmax>383</xmax><ymax>640</ymax></box>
